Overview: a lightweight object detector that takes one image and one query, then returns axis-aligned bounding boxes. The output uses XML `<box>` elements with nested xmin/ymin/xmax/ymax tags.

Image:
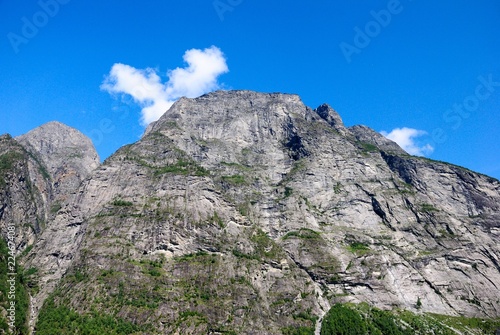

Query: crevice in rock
<box><xmin>404</xmin><ymin>198</ymin><xmax>421</xmax><ymax>224</ymax></box>
<box><xmin>283</xmin><ymin>122</ymin><xmax>309</xmax><ymax>161</ymax></box>
<box><xmin>371</xmin><ymin>197</ymin><xmax>388</xmax><ymax>223</ymax></box>
<box><xmin>480</xmin><ymin>247</ymin><xmax>500</xmax><ymax>274</ymax></box>
<box><xmin>476</xmin><ymin>269</ymin><xmax>498</xmax><ymax>290</ymax></box>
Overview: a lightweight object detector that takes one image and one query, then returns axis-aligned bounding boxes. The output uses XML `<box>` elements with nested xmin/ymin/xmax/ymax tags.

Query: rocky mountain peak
<box><xmin>16</xmin><ymin>121</ymin><xmax>99</xmax><ymax>174</ymax></box>
<box><xmin>314</xmin><ymin>103</ymin><xmax>347</xmax><ymax>135</ymax></box>
<box><xmin>16</xmin><ymin>121</ymin><xmax>99</xmax><ymax>201</ymax></box>
<box><xmin>148</xmin><ymin>90</ymin><xmax>305</xmax><ymax>133</ymax></box>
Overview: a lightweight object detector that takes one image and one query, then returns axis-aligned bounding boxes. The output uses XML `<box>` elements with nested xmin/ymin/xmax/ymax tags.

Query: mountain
<box><xmin>0</xmin><ymin>122</ymin><xmax>99</xmax><ymax>333</ymax></box>
<box><xmin>1</xmin><ymin>91</ymin><xmax>499</xmax><ymax>334</ymax></box>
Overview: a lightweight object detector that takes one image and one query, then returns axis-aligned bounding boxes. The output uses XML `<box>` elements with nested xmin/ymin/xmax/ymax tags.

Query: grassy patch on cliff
<box><xmin>153</xmin><ymin>159</ymin><xmax>209</xmax><ymax>176</ymax></box>
<box><xmin>347</xmin><ymin>242</ymin><xmax>371</xmax><ymax>255</ymax></box>
<box><xmin>221</xmin><ymin>174</ymin><xmax>247</xmax><ymax>185</ymax></box>
<box><xmin>122</xmin><ymin>143</ymin><xmax>209</xmax><ymax>177</ymax></box>
<box><xmin>321</xmin><ymin>303</ymin><xmax>500</xmax><ymax>335</ymax></box>
<box><xmin>282</xmin><ymin>228</ymin><xmax>321</xmax><ymax>240</ymax></box>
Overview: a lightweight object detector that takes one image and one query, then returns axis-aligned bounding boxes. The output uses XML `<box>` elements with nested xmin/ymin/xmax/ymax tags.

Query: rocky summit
<box><xmin>1</xmin><ymin>90</ymin><xmax>499</xmax><ymax>334</ymax></box>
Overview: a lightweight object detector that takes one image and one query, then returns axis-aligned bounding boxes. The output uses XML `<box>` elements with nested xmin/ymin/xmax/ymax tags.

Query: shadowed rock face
<box><xmin>2</xmin><ymin>91</ymin><xmax>500</xmax><ymax>334</ymax></box>
<box><xmin>0</xmin><ymin>134</ymin><xmax>48</xmax><ymax>250</ymax></box>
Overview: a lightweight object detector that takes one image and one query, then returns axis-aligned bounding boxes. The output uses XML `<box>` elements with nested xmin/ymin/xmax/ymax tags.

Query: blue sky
<box><xmin>1</xmin><ymin>1</ymin><xmax>499</xmax><ymax>179</ymax></box>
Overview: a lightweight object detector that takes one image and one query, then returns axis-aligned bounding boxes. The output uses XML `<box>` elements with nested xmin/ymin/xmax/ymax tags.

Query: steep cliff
<box><xmin>0</xmin><ymin>122</ymin><xmax>99</xmax><ymax>333</ymax></box>
<box><xmin>2</xmin><ymin>91</ymin><xmax>499</xmax><ymax>334</ymax></box>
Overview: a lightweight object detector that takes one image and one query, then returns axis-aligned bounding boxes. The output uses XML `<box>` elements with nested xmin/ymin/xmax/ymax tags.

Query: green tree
<box><xmin>320</xmin><ymin>304</ymin><xmax>367</xmax><ymax>335</ymax></box>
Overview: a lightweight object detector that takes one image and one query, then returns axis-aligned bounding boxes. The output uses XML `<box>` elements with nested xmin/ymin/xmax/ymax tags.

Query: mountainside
<box><xmin>1</xmin><ymin>91</ymin><xmax>499</xmax><ymax>334</ymax></box>
<box><xmin>0</xmin><ymin>122</ymin><xmax>99</xmax><ymax>333</ymax></box>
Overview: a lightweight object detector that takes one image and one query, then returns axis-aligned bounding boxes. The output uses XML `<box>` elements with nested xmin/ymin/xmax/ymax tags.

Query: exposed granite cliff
<box><xmin>16</xmin><ymin>121</ymin><xmax>100</xmax><ymax>205</ymax></box>
<box><xmin>1</xmin><ymin>91</ymin><xmax>499</xmax><ymax>334</ymax></box>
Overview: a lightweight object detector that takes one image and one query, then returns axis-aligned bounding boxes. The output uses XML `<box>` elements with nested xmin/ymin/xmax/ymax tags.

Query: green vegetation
<box><xmin>347</xmin><ymin>242</ymin><xmax>370</xmax><ymax>255</ymax></box>
<box><xmin>284</xmin><ymin>186</ymin><xmax>294</xmax><ymax>198</ymax></box>
<box><xmin>282</xmin><ymin>326</ymin><xmax>315</xmax><ymax>335</ymax></box>
<box><xmin>428</xmin><ymin>313</ymin><xmax>500</xmax><ymax>334</ymax></box>
<box><xmin>153</xmin><ymin>159</ymin><xmax>209</xmax><ymax>176</ymax></box>
<box><xmin>209</xmin><ymin>211</ymin><xmax>225</xmax><ymax>228</ymax></box>
<box><xmin>282</xmin><ymin>228</ymin><xmax>321</xmax><ymax>240</ymax></box>
<box><xmin>36</xmin><ymin>296</ymin><xmax>146</xmax><ymax>335</ymax></box>
<box><xmin>358</xmin><ymin>142</ymin><xmax>379</xmax><ymax>154</ymax></box>
<box><xmin>111</xmin><ymin>199</ymin><xmax>133</xmax><ymax>207</ymax></box>
<box><xmin>0</xmin><ymin>152</ymin><xmax>24</xmax><ymax>187</ymax></box>
<box><xmin>50</xmin><ymin>202</ymin><xmax>62</xmax><ymax>214</ymax></box>
<box><xmin>232</xmin><ymin>229</ymin><xmax>282</xmax><ymax>261</ymax></box>
<box><xmin>420</xmin><ymin>203</ymin><xmax>439</xmax><ymax>212</ymax></box>
<box><xmin>0</xmin><ymin>238</ymin><xmax>30</xmax><ymax>334</ymax></box>
<box><xmin>416</xmin><ymin>297</ymin><xmax>422</xmax><ymax>309</ymax></box>
<box><xmin>321</xmin><ymin>303</ymin><xmax>500</xmax><ymax>335</ymax></box>
<box><xmin>393</xmin><ymin>181</ymin><xmax>415</xmax><ymax>195</ymax></box>
<box><xmin>175</xmin><ymin>251</ymin><xmax>209</xmax><ymax>262</ymax></box>
<box><xmin>232</xmin><ymin>249</ymin><xmax>258</xmax><ymax>260</ymax></box>
<box><xmin>221</xmin><ymin>174</ymin><xmax>247</xmax><ymax>185</ymax></box>
<box><xmin>129</xmin><ymin>257</ymin><xmax>166</xmax><ymax>278</ymax></box>
<box><xmin>284</xmin><ymin>311</ymin><xmax>319</xmax><ymax>334</ymax></box>
<box><xmin>19</xmin><ymin>245</ymin><xmax>33</xmax><ymax>258</ymax></box>
<box><xmin>66</xmin><ymin>269</ymin><xmax>86</xmax><ymax>284</ymax></box>
<box><xmin>321</xmin><ymin>304</ymin><xmax>368</xmax><ymax>335</ymax></box>
<box><xmin>123</xmin><ymin>148</ymin><xmax>210</xmax><ymax>177</ymax></box>
<box><xmin>250</xmin><ymin>229</ymin><xmax>281</xmax><ymax>260</ymax></box>
<box><xmin>0</xmin><ymin>152</ymin><xmax>22</xmax><ymax>173</ymax></box>
<box><xmin>237</xmin><ymin>202</ymin><xmax>251</xmax><ymax>217</ymax></box>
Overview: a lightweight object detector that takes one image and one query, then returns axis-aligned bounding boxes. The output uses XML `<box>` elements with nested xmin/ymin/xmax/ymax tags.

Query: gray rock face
<box><xmin>0</xmin><ymin>134</ymin><xmax>48</xmax><ymax>251</ymax></box>
<box><xmin>348</xmin><ymin>124</ymin><xmax>408</xmax><ymax>155</ymax></box>
<box><xmin>16</xmin><ymin>121</ymin><xmax>100</xmax><ymax>204</ymax></box>
<box><xmin>3</xmin><ymin>91</ymin><xmax>500</xmax><ymax>334</ymax></box>
<box><xmin>315</xmin><ymin>103</ymin><xmax>347</xmax><ymax>135</ymax></box>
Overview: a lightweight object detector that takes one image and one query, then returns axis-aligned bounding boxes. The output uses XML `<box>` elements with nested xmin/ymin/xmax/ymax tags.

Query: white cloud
<box><xmin>381</xmin><ymin>127</ymin><xmax>434</xmax><ymax>156</ymax></box>
<box><xmin>101</xmin><ymin>46</ymin><xmax>228</xmax><ymax>126</ymax></box>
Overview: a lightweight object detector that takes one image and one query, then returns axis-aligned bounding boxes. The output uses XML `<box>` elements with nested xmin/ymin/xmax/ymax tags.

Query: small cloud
<box><xmin>101</xmin><ymin>46</ymin><xmax>228</xmax><ymax>126</ymax></box>
<box><xmin>381</xmin><ymin>127</ymin><xmax>434</xmax><ymax>156</ymax></box>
